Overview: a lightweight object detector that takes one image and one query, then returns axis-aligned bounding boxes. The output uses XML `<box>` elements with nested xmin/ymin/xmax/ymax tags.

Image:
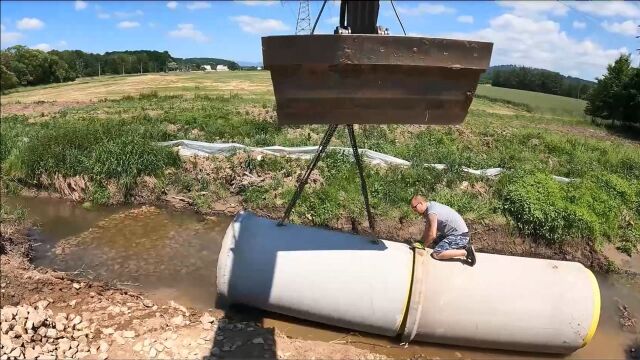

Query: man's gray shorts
<box><xmin>433</xmin><ymin>233</ymin><xmax>470</xmax><ymax>254</ymax></box>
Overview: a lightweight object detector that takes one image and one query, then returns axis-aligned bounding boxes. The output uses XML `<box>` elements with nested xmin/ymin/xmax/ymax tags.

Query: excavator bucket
<box><xmin>262</xmin><ymin>35</ymin><xmax>493</xmax><ymax>125</ymax></box>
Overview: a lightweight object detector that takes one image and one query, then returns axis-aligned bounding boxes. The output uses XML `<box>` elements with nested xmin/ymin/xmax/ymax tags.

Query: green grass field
<box><xmin>1</xmin><ymin>72</ymin><xmax>638</xmax><ymax>256</ymax></box>
<box><xmin>476</xmin><ymin>85</ymin><xmax>587</xmax><ymax>119</ymax></box>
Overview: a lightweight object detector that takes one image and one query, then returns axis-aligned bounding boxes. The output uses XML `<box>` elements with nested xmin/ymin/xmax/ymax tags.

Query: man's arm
<box><xmin>422</xmin><ymin>213</ymin><xmax>438</xmax><ymax>246</ymax></box>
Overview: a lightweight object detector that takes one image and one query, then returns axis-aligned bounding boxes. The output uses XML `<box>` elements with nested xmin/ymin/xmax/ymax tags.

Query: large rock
<box><xmin>0</xmin><ymin>322</ymin><xmax>11</xmax><ymax>334</ymax></box>
<box><xmin>99</xmin><ymin>341</ymin><xmax>109</xmax><ymax>353</ymax></box>
<box><xmin>8</xmin><ymin>348</ymin><xmax>22</xmax><ymax>358</ymax></box>
<box><xmin>1</xmin><ymin>307</ymin><xmax>18</xmax><ymax>322</ymax></box>
<box><xmin>27</xmin><ymin>310</ymin><xmax>46</xmax><ymax>329</ymax></box>
<box><xmin>170</xmin><ymin>315</ymin><xmax>184</xmax><ymax>326</ymax></box>
<box><xmin>25</xmin><ymin>345</ymin><xmax>42</xmax><ymax>359</ymax></box>
<box><xmin>58</xmin><ymin>339</ymin><xmax>71</xmax><ymax>352</ymax></box>
<box><xmin>65</xmin><ymin>348</ymin><xmax>78</xmax><ymax>358</ymax></box>
<box><xmin>199</xmin><ymin>313</ymin><xmax>215</xmax><ymax>325</ymax></box>
<box><xmin>16</xmin><ymin>307</ymin><xmax>28</xmax><ymax>321</ymax></box>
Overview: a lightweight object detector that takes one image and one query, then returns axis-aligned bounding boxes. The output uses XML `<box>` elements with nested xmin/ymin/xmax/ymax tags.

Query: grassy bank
<box><xmin>1</xmin><ymin>86</ymin><xmax>638</xmax><ymax>256</ymax></box>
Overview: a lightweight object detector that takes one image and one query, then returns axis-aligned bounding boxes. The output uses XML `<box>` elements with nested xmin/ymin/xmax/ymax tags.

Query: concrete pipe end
<box><xmin>580</xmin><ymin>267</ymin><xmax>601</xmax><ymax>348</ymax></box>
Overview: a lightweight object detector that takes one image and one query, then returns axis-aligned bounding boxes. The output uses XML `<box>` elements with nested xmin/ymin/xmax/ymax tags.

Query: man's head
<box><xmin>410</xmin><ymin>195</ymin><xmax>428</xmax><ymax>215</ymax></box>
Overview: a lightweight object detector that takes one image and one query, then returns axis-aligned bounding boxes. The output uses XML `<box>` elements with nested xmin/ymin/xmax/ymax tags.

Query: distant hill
<box><xmin>481</xmin><ymin>65</ymin><xmax>595</xmax><ymax>85</ymax></box>
<box><xmin>480</xmin><ymin>65</ymin><xmax>595</xmax><ymax>100</ymax></box>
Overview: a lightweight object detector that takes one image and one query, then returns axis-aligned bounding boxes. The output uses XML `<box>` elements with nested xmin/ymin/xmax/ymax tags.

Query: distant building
<box><xmin>216</xmin><ymin>65</ymin><xmax>229</xmax><ymax>71</ymax></box>
<box><xmin>257</xmin><ymin>67</ymin><xmax>263</xmax><ymax>70</ymax></box>
<box><xmin>202</xmin><ymin>65</ymin><xmax>213</xmax><ymax>71</ymax></box>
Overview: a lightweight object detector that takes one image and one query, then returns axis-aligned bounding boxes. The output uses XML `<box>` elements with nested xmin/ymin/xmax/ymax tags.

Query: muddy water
<box><xmin>4</xmin><ymin>196</ymin><xmax>231</xmax><ymax>309</ymax></box>
<box><xmin>5</xmin><ymin>196</ymin><xmax>639</xmax><ymax>359</ymax></box>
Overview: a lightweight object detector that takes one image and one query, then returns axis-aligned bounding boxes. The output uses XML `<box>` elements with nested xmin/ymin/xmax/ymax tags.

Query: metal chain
<box><xmin>278</xmin><ymin>124</ymin><xmax>338</xmax><ymax>226</ymax></box>
<box><xmin>347</xmin><ymin>124</ymin><xmax>376</xmax><ymax>232</ymax></box>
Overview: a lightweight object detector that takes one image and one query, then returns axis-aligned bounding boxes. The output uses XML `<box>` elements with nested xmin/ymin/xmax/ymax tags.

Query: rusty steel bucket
<box><xmin>262</xmin><ymin>35</ymin><xmax>493</xmax><ymax>126</ymax></box>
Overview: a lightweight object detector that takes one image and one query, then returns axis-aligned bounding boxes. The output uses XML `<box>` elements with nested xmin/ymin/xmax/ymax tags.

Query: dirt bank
<box><xmin>0</xmin><ymin>216</ymin><xmax>386</xmax><ymax>359</ymax></box>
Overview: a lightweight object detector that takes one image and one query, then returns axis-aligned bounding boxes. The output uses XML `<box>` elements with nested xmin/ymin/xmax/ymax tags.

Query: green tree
<box><xmin>0</xmin><ymin>65</ymin><xmax>19</xmax><ymax>91</ymax></box>
<box><xmin>585</xmin><ymin>54</ymin><xmax>638</xmax><ymax>125</ymax></box>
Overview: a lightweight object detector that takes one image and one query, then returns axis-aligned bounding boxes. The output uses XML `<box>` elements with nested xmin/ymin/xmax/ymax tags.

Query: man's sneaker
<box><xmin>465</xmin><ymin>244</ymin><xmax>476</xmax><ymax>267</ymax></box>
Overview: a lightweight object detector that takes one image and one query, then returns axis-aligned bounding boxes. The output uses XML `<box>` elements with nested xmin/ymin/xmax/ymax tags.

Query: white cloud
<box><xmin>457</xmin><ymin>15</ymin><xmax>474</xmax><ymax>24</ymax></box>
<box><xmin>31</xmin><ymin>43</ymin><xmax>51</xmax><ymax>51</ymax></box>
<box><xmin>74</xmin><ymin>0</ymin><xmax>87</xmax><ymax>11</ymax></box>
<box><xmin>168</xmin><ymin>23</ymin><xmax>209</xmax><ymax>42</ymax></box>
<box><xmin>236</xmin><ymin>1</ymin><xmax>278</xmax><ymax>6</ymax></box>
<box><xmin>443</xmin><ymin>13</ymin><xmax>629</xmax><ymax>80</ymax></box>
<box><xmin>167</xmin><ymin>1</ymin><xmax>178</xmax><ymax>10</ymax></box>
<box><xmin>114</xmin><ymin>10</ymin><xmax>144</xmax><ymax>18</ymax></box>
<box><xmin>97</xmin><ymin>13</ymin><xmax>111</xmax><ymax>19</ymax></box>
<box><xmin>0</xmin><ymin>26</ymin><xmax>23</xmax><ymax>45</ymax></box>
<box><xmin>569</xmin><ymin>1</ymin><xmax>640</xmax><ymax>18</ymax></box>
<box><xmin>498</xmin><ymin>1</ymin><xmax>568</xmax><ymax>18</ymax></box>
<box><xmin>16</xmin><ymin>17</ymin><xmax>45</xmax><ymax>30</ymax></box>
<box><xmin>230</xmin><ymin>15</ymin><xmax>289</xmax><ymax>34</ymax></box>
<box><xmin>117</xmin><ymin>21</ymin><xmax>140</xmax><ymax>29</ymax></box>
<box><xmin>572</xmin><ymin>20</ymin><xmax>586</xmax><ymax>29</ymax></box>
<box><xmin>601</xmin><ymin>20</ymin><xmax>639</xmax><ymax>36</ymax></box>
<box><xmin>186</xmin><ymin>2</ymin><xmax>211</xmax><ymax>10</ymax></box>
<box><xmin>396</xmin><ymin>3</ymin><xmax>456</xmax><ymax>16</ymax></box>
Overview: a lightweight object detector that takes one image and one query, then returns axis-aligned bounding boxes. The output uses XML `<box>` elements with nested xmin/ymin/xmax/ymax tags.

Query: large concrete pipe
<box><xmin>217</xmin><ymin>212</ymin><xmax>600</xmax><ymax>354</ymax></box>
<box><xmin>216</xmin><ymin>212</ymin><xmax>414</xmax><ymax>336</ymax></box>
<box><xmin>402</xmin><ymin>249</ymin><xmax>600</xmax><ymax>353</ymax></box>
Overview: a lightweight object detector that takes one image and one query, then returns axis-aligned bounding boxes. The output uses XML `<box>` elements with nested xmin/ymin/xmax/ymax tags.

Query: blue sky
<box><xmin>1</xmin><ymin>0</ymin><xmax>638</xmax><ymax>79</ymax></box>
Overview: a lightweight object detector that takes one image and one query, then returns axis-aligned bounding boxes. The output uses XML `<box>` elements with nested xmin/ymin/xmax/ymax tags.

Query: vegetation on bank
<box><xmin>1</xmin><ymin>90</ymin><xmax>638</xmax><ymax>255</ymax></box>
<box><xmin>585</xmin><ymin>54</ymin><xmax>640</xmax><ymax>128</ymax></box>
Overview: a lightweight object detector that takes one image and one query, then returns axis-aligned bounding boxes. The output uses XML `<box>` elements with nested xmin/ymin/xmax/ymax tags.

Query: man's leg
<box><xmin>432</xmin><ymin>249</ymin><xmax>467</xmax><ymax>260</ymax></box>
<box><xmin>432</xmin><ymin>234</ymin><xmax>475</xmax><ymax>266</ymax></box>
<box><xmin>432</xmin><ymin>237</ymin><xmax>467</xmax><ymax>260</ymax></box>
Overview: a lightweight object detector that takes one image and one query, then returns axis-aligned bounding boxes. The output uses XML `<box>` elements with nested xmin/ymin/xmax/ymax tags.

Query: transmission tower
<box><xmin>296</xmin><ymin>0</ymin><xmax>311</xmax><ymax>35</ymax></box>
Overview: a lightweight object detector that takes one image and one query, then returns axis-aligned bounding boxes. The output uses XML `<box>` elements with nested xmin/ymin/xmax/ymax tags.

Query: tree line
<box><xmin>485</xmin><ymin>65</ymin><xmax>594</xmax><ymax>99</ymax></box>
<box><xmin>585</xmin><ymin>54</ymin><xmax>639</xmax><ymax>127</ymax></box>
<box><xmin>0</xmin><ymin>46</ymin><xmax>241</xmax><ymax>92</ymax></box>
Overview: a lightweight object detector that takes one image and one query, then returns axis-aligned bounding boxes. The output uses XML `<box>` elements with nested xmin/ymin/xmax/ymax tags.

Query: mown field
<box><xmin>1</xmin><ymin>71</ymin><xmax>638</xmax><ymax>258</ymax></box>
<box><xmin>476</xmin><ymin>84</ymin><xmax>588</xmax><ymax>119</ymax></box>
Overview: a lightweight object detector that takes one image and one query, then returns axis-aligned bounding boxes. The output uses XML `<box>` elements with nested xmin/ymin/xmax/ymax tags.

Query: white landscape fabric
<box><xmin>159</xmin><ymin>140</ymin><xmax>573</xmax><ymax>182</ymax></box>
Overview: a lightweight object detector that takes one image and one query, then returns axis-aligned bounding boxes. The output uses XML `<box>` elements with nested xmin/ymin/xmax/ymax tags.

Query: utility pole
<box><xmin>140</xmin><ymin>62</ymin><xmax>143</xmax><ymax>74</ymax></box>
<box><xmin>98</xmin><ymin>62</ymin><xmax>101</xmax><ymax>77</ymax></box>
<box><xmin>122</xmin><ymin>63</ymin><xmax>124</xmax><ymax>75</ymax></box>
<box><xmin>295</xmin><ymin>0</ymin><xmax>312</xmax><ymax>35</ymax></box>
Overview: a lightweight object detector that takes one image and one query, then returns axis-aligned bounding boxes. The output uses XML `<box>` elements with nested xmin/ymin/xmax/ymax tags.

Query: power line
<box><xmin>390</xmin><ymin>0</ymin><xmax>406</xmax><ymax>36</ymax></box>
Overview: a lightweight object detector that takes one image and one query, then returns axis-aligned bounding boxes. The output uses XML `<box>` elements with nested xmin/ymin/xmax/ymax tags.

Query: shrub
<box><xmin>499</xmin><ymin>171</ymin><xmax>639</xmax><ymax>253</ymax></box>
